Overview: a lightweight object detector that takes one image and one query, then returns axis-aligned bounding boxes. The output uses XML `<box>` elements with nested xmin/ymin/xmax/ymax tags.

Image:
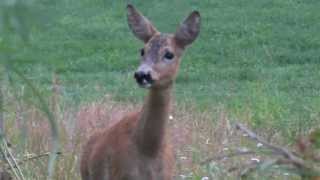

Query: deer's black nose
<box><xmin>134</xmin><ymin>71</ymin><xmax>153</xmax><ymax>87</ymax></box>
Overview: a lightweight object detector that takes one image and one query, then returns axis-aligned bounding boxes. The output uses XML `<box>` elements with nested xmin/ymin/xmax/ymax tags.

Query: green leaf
<box><xmin>311</xmin><ymin>129</ymin><xmax>320</xmax><ymax>149</ymax></box>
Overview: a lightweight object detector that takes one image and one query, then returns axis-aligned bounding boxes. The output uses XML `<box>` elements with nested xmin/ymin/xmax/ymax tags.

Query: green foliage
<box><xmin>311</xmin><ymin>129</ymin><xmax>320</xmax><ymax>149</ymax></box>
<box><xmin>0</xmin><ymin>0</ymin><xmax>30</xmax><ymax>41</ymax></box>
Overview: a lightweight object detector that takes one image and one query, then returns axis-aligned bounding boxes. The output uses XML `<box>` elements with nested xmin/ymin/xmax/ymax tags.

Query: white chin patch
<box><xmin>139</xmin><ymin>79</ymin><xmax>152</xmax><ymax>88</ymax></box>
<box><xmin>140</xmin><ymin>83</ymin><xmax>151</xmax><ymax>88</ymax></box>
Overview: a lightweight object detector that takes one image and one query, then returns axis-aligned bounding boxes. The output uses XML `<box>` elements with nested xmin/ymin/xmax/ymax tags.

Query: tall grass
<box><xmin>1</xmin><ymin>0</ymin><xmax>60</xmax><ymax>179</ymax></box>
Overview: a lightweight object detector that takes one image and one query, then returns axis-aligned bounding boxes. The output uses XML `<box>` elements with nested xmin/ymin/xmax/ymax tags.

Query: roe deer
<box><xmin>80</xmin><ymin>4</ymin><xmax>200</xmax><ymax>180</ymax></box>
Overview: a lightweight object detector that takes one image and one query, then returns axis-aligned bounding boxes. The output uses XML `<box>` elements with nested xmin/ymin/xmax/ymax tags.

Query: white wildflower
<box><xmin>205</xmin><ymin>138</ymin><xmax>210</xmax><ymax>144</ymax></box>
<box><xmin>180</xmin><ymin>156</ymin><xmax>187</xmax><ymax>160</ymax></box>
<box><xmin>251</xmin><ymin>158</ymin><xmax>260</xmax><ymax>163</ymax></box>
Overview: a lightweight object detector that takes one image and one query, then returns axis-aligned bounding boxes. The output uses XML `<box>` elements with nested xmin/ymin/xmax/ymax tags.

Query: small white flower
<box><xmin>205</xmin><ymin>138</ymin><xmax>210</xmax><ymax>144</ymax></box>
<box><xmin>179</xmin><ymin>174</ymin><xmax>187</xmax><ymax>179</ymax></box>
<box><xmin>169</xmin><ymin>115</ymin><xmax>174</xmax><ymax>120</ymax></box>
<box><xmin>251</xmin><ymin>158</ymin><xmax>260</xmax><ymax>163</ymax></box>
<box><xmin>283</xmin><ymin>173</ymin><xmax>289</xmax><ymax>176</ymax></box>
<box><xmin>223</xmin><ymin>147</ymin><xmax>229</xmax><ymax>151</ymax></box>
<box><xmin>256</xmin><ymin>143</ymin><xmax>263</xmax><ymax>148</ymax></box>
<box><xmin>180</xmin><ymin>156</ymin><xmax>187</xmax><ymax>160</ymax></box>
<box><xmin>201</xmin><ymin>177</ymin><xmax>209</xmax><ymax>180</ymax></box>
<box><xmin>179</xmin><ymin>173</ymin><xmax>193</xmax><ymax>179</ymax></box>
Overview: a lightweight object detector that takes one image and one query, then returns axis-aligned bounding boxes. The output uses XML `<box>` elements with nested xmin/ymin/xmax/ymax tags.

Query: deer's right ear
<box><xmin>127</xmin><ymin>4</ymin><xmax>158</xmax><ymax>43</ymax></box>
<box><xmin>174</xmin><ymin>11</ymin><xmax>201</xmax><ymax>48</ymax></box>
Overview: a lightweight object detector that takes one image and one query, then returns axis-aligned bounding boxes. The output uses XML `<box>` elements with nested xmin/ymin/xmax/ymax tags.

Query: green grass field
<box><xmin>9</xmin><ymin>0</ymin><xmax>320</xmax><ymax>138</ymax></box>
<box><xmin>1</xmin><ymin>0</ymin><xmax>320</xmax><ymax>179</ymax></box>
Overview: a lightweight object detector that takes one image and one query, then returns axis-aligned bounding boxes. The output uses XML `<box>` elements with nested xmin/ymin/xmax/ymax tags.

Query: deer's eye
<box><xmin>164</xmin><ymin>52</ymin><xmax>174</xmax><ymax>60</ymax></box>
<box><xmin>140</xmin><ymin>49</ymin><xmax>145</xmax><ymax>56</ymax></box>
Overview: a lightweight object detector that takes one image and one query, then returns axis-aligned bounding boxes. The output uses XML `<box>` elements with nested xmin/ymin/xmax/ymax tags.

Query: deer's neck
<box><xmin>135</xmin><ymin>86</ymin><xmax>172</xmax><ymax>156</ymax></box>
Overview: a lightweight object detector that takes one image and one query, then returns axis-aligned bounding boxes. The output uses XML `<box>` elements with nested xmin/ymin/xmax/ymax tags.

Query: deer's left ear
<box><xmin>127</xmin><ymin>4</ymin><xmax>158</xmax><ymax>43</ymax></box>
<box><xmin>174</xmin><ymin>11</ymin><xmax>201</xmax><ymax>48</ymax></box>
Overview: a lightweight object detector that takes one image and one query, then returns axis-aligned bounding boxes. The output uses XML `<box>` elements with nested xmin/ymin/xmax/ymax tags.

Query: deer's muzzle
<box><xmin>134</xmin><ymin>70</ymin><xmax>154</xmax><ymax>88</ymax></box>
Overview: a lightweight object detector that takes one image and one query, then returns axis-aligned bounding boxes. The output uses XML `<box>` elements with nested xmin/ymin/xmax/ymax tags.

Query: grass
<box><xmin>5</xmin><ymin>0</ymin><xmax>319</xmax><ymax>138</ymax></box>
<box><xmin>1</xmin><ymin>0</ymin><xmax>320</xmax><ymax>179</ymax></box>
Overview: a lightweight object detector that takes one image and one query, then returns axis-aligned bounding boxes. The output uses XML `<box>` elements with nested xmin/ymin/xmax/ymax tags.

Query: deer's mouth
<box><xmin>137</xmin><ymin>78</ymin><xmax>153</xmax><ymax>88</ymax></box>
<box><xmin>134</xmin><ymin>71</ymin><xmax>154</xmax><ymax>88</ymax></box>
<box><xmin>139</xmin><ymin>82</ymin><xmax>152</xmax><ymax>88</ymax></box>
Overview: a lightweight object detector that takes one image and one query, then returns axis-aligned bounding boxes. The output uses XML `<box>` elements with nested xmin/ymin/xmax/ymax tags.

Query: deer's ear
<box><xmin>174</xmin><ymin>11</ymin><xmax>201</xmax><ymax>48</ymax></box>
<box><xmin>127</xmin><ymin>4</ymin><xmax>158</xmax><ymax>43</ymax></box>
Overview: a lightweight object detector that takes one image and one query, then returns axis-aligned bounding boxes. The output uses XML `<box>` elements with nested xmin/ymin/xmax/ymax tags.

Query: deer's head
<box><xmin>127</xmin><ymin>4</ymin><xmax>201</xmax><ymax>89</ymax></box>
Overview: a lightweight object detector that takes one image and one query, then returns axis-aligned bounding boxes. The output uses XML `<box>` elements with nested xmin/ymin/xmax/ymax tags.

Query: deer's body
<box><xmin>80</xmin><ymin>4</ymin><xmax>200</xmax><ymax>180</ymax></box>
<box><xmin>81</xmin><ymin>91</ymin><xmax>175</xmax><ymax>180</ymax></box>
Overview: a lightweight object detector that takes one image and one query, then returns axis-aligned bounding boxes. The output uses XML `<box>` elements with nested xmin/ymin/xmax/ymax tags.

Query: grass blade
<box><xmin>7</xmin><ymin>65</ymin><xmax>60</xmax><ymax>180</ymax></box>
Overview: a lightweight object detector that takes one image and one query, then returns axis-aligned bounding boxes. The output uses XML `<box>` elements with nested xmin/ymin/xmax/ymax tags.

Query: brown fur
<box><xmin>81</xmin><ymin>111</ymin><xmax>175</xmax><ymax>180</ymax></box>
<box><xmin>80</xmin><ymin>4</ymin><xmax>200</xmax><ymax>180</ymax></box>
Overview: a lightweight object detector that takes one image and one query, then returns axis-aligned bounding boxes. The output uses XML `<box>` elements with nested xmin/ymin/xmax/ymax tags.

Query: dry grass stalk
<box><xmin>0</xmin><ymin>137</ymin><xmax>25</xmax><ymax>180</ymax></box>
<box><xmin>235</xmin><ymin>123</ymin><xmax>320</xmax><ymax>179</ymax></box>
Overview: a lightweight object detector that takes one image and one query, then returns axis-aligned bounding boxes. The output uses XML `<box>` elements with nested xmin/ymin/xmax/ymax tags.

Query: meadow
<box><xmin>1</xmin><ymin>0</ymin><xmax>320</xmax><ymax>179</ymax></box>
